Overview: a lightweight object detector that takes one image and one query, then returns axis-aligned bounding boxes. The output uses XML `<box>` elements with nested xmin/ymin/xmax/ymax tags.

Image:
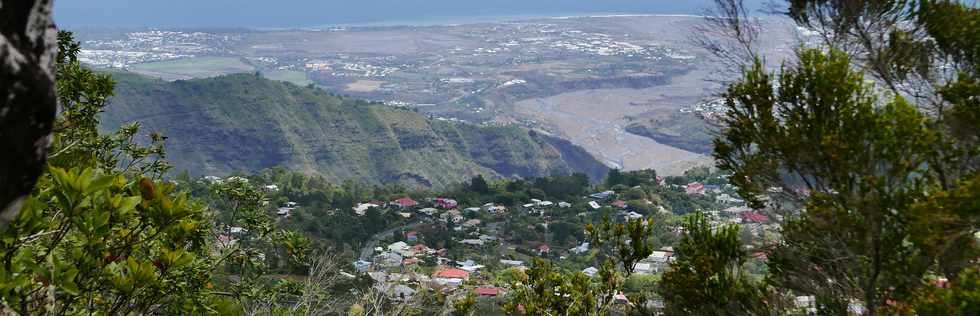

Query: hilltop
<box><xmin>99</xmin><ymin>72</ymin><xmax>608</xmax><ymax>187</ymax></box>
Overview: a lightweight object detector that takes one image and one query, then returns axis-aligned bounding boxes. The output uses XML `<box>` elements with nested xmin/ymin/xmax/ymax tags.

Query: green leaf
<box><xmin>85</xmin><ymin>173</ymin><xmax>115</xmax><ymax>194</ymax></box>
<box><xmin>118</xmin><ymin>196</ymin><xmax>142</xmax><ymax>213</ymax></box>
<box><xmin>49</xmin><ymin>166</ymin><xmax>73</xmax><ymax>191</ymax></box>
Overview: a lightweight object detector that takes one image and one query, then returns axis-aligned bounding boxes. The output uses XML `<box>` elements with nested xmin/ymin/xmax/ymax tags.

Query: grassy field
<box><xmin>345</xmin><ymin>80</ymin><xmax>385</xmax><ymax>92</ymax></box>
<box><xmin>264</xmin><ymin>70</ymin><xmax>312</xmax><ymax>86</ymax></box>
<box><xmin>130</xmin><ymin>57</ymin><xmax>255</xmax><ymax>81</ymax></box>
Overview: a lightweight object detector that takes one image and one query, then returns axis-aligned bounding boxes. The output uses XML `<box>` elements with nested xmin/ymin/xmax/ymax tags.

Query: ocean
<box><xmin>55</xmin><ymin>0</ymin><xmax>766</xmax><ymax>28</ymax></box>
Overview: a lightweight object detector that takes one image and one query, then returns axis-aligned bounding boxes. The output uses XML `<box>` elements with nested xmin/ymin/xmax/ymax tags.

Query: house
<box><xmin>353</xmin><ymin>260</ymin><xmax>373</xmax><ymax>272</ymax></box>
<box><xmin>716</xmin><ymin>194</ymin><xmax>744</xmax><ymax>204</ymax></box>
<box><xmin>433</xmin><ymin>267</ymin><xmax>470</xmax><ymax>286</ymax></box>
<box><xmin>795</xmin><ymin>296</ymin><xmax>817</xmax><ymax>314</ymax></box>
<box><xmin>571</xmin><ymin>242</ymin><xmax>590</xmax><ymax>254</ymax></box>
<box><xmin>375</xmin><ymin>252</ymin><xmax>403</xmax><ymax>267</ymax></box>
<box><xmin>634</xmin><ymin>262</ymin><xmax>654</xmax><ymax>275</ymax></box>
<box><xmin>433</xmin><ymin>267</ymin><xmax>470</xmax><ymax>280</ymax></box>
<box><xmin>648</xmin><ymin>250</ymin><xmax>675</xmax><ymax>263</ymax></box>
<box><xmin>625</xmin><ymin>211</ymin><xmax>644</xmax><ymax>220</ymax></box>
<box><xmin>537</xmin><ymin>244</ymin><xmax>551</xmax><ymax>255</ymax></box>
<box><xmin>263</xmin><ymin>184</ymin><xmax>279</xmax><ymax>192</ymax></box>
<box><xmin>463</xmin><ymin>207</ymin><xmax>481</xmax><ymax>213</ymax></box>
<box><xmin>434</xmin><ymin>198</ymin><xmax>458</xmax><ymax>209</ymax></box>
<box><xmin>522</xmin><ymin>203</ymin><xmax>536</xmax><ymax>208</ymax></box>
<box><xmin>537</xmin><ymin>201</ymin><xmax>554</xmax><ymax>207</ymax></box>
<box><xmin>611</xmin><ymin>200</ymin><xmax>628</xmax><ymax>209</ymax></box>
<box><xmin>285</xmin><ymin>201</ymin><xmax>298</xmax><ymax>207</ymax></box>
<box><xmin>388</xmin><ymin>241</ymin><xmax>414</xmax><ymax>257</ymax></box>
<box><xmin>368</xmin><ymin>271</ymin><xmax>388</xmax><ymax>283</ymax></box>
<box><xmin>229</xmin><ymin>226</ymin><xmax>247</xmax><ymax>234</ymax></box>
<box><xmin>406</xmin><ymin>231</ymin><xmax>419</xmax><ymax>243</ymax></box>
<box><xmin>488</xmin><ymin>205</ymin><xmax>507</xmax><ymax>214</ymax></box>
<box><xmin>686</xmin><ymin>182</ymin><xmax>706</xmax><ymax>195</ymax></box>
<box><xmin>656</xmin><ymin>176</ymin><xmax>667</xmax><ymax>186</ymax></box>
<box><xmin>474</xmin><ymin>287</ymin><xmax>503</xmax><ymax>297</ymax></box>
<box><xmin>460</xmin><ymin>239</ymin><xmax>485</xmax><ymax>246</ymax></box>
<box><xmin>614</xmin><ymin>293</ymin><xmax>631</xmax><ymax>305</ymax></box>
<box><xmin>418</xmin><ymin>208</ymin><xmax>438</xmax><ymax>216</ymax></box>
<box><xmin>398</xmin><ymin>212</ymin><xmax>412</xmax><ymax>218</ymax></box>
<box><xmin>277</xmin><ymin>207</ymin><xmax>294</xmax><ymax>217</ymax></box>
<box><xmin>441</xmin><ymin>210</ymin><xmax>464</xmax><ymax>223</ymax></box>
<box><xmin>353</xmin><ymin>203</ymin><xmax>380</xmax><ymax>216</ymax></box>
<box><xmin>704</xmin><ymin>184</ymin><xmax>722</xmax><ymax>193</ymax></box>
<box><xmin>722</xmin><ymin>206</ymin><xmax>752</xmax><ymax>214</ymax></box>
<box><xmin>403</xmin><ymin>257</ymin><xmax>421</xmax><ymax>265</ymax></box>
<box><xmin>588</xmin><ymin>201</ymin><xmax>601</xmax><ymax>209</ymax></box>
<box><xmin>558</xmin><ymin>202</ymin><xmax>572</xmax><ymax>208</ymax></box>
<box><xmin>740</xmin><ymin>212</ymin><xmax>769</xmax><ymax>223</ymax></box>
<box><xmin>500</xmin><ymin>259</ymin><xmax>525</xmax><ymax>267</ymax></box>
<box><xmin>412</xmin><ymin>244</ymin><xmax>431</xmax><ymax>254</ymax></box>
<box><xmin>590</xmin><ymin>190</ymin><xmax>615</xmax><ymax>200</ymax></box>
<box><xmin>582</xmin><ymin>267</ymin><xmax>599</xmax><ymax>277</ymax></box>
<box><xmin>463</xmin><ymin>219</ymin><xmax>482</xmax><ymax>228</ymax></box>
<box><xmin>393</xmin><ymin>197</ymin><xmax>418</xmax><ymax>208</ymax></box>
<box><xmin>458</xmin><ymin>260</ymin><xmax>485</xmax><ymax>272</ymax></box>
<box><xmin>216</xmin><ymin>235</ymin><xmax>237</xmax><ymax>248</ymax></box>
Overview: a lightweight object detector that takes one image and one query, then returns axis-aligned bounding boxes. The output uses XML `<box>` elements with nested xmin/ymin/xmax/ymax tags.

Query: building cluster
<box><xmin>79</xmin><ymin>30</ymin><xmax>239</xmax><ymax>68</ymax></box>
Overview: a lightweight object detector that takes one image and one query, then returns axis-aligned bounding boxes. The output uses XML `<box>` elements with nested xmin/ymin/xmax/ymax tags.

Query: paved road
<box><xmin>358</xmin><ymin>221</ymin><xmax>427</xmax><ymax>261</ymax></box>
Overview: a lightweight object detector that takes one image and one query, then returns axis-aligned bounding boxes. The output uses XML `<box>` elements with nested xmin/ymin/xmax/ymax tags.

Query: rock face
<box><xmin>0</xmin><ymin>0</ymin><xmax>58</xmax><ymax>228</ymax></box>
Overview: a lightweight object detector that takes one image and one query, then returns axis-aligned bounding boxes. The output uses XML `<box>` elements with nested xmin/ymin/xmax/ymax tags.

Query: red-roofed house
<box><xmin>686</xmin><ymin>182</ymin><xmax>706</xmax><ymax>195</ymax></box>
<box><xmin>741</xmin><ymin>212</ymin><xmax>769</xmax><ymax>223</ymax></box>
<box><xmin>412</xmin><ymin>244</ymin><xmax>431</xmax><ymax>254</ymax></box>
<box><xmin>537</xmin><ymin>244</ymin><xmax>551</xmax><ymax>255</ymax></box>
<box><xmin>433</xmin><ymin>267</ymin><xmax>470</xmax><ymax>280</ymax></box>
<box><xmin>406</xmin><ymin>231</ymin><xmax>419</xmax><ymax>242</ymax></box>
<box><xmin>474</xmin><ymin>287</ymin><xmax>503</xmax><ymax>297</ymax></box>
<box><xmin>393</xmin><ymin>197</ymin><xmax>418</xmax><ymax>208</ymax></box>
<box><xmin>434</xmin><ymin>198</ymin><xmax>458</xmax><ymax>210</ymax></box>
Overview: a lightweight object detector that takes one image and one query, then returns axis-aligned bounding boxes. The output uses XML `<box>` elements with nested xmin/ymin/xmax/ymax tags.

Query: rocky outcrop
<box><xmin>0</xmin><ymin>0</ymin><xmax>58</xmax><ymax>229</ymax></box>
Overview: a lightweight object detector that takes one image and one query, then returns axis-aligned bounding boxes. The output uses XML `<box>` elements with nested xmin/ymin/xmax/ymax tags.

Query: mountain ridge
<box><xmin>100</xmin><ymin>71</ymin><xmax>609</xmax><ymax>187</ymax></box>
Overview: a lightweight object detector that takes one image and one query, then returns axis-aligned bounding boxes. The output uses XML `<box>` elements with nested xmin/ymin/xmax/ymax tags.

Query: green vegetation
<box><xmin>657</xmin><ymin>212</ymin><xmax>769</xmax><ymax>315</ymax></box>
<box><xmin>101</xmin><ymin>72</ymin><xmax>608</xmax><ymax>188</ymax></box>
<box><xmin>129</xmin><ymin>57</ymin><xmax>255</xmax><ymax>81</ymax></box>
<box><xmin>3</xmin><ymin>1</ymin><xmax>980</xmax><ymax>315</ymax></box>
<box><xmin>264</xmin><ymin>70</ymin><xmax>313</xmax><ymax>86</ymax></box>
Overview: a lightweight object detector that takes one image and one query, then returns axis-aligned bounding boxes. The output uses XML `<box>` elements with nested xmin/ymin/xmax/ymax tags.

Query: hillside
<box><xmin>625</xmin><ymin>110</ymin><xmax>715</xmax><ymax>155</ymax></box>
<box><xmin>100</xmin><ymin>72</ymin><xmax>608</xmax><ymax>187</ymax></box>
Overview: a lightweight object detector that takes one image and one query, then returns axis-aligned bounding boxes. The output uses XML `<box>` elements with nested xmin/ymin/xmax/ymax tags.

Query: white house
<box><xmin>571</xmin><ymin>242</ymin><xmax>590</xmax><ymax>254</ymax></box>
<box><xmin>460</xmin><ymin>239</ymin><xmax>485</xmax><ymax>246</ymax></box>
<box><xmin>353</xmin><ymin>203</ymin><xmax>380</xmax><ymax>216</ymax></box>
<box><xmin>582</xmin><ymin>267</ymin><xmax>599</xmax><ymax>277</ymax></box>
<box><xmin>634</xmin><ymin>262</ymin><xmax>654</xmax><ymax>275</ymax></box>
<box><xmin>387</xmin><ymin>241</ymin><xmax>413</xmax><ymax>257</ymax></box>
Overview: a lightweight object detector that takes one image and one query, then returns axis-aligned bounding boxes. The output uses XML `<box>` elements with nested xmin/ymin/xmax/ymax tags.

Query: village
<box><xmin>197</xmin><ymin>168</ymin><xmax>790</xmax><ymax>312</ymax></box>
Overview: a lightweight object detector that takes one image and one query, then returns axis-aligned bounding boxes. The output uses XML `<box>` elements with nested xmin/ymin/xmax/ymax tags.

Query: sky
<box><xmin>55</xmin><ymin>0</ymin><xmax>764</xmax><ymax>28</ymax></box>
